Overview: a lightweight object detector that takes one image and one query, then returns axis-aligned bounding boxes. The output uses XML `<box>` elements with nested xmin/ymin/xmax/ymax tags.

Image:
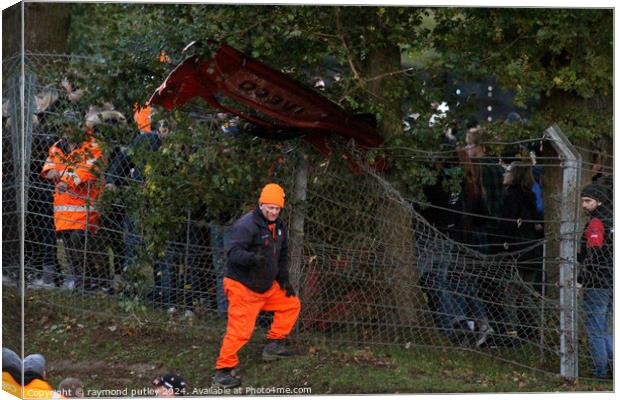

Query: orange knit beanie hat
<box><xmin>259</xmin><ymin>183</ymin><xmax>285</xmax><ymax>208</ymax></box>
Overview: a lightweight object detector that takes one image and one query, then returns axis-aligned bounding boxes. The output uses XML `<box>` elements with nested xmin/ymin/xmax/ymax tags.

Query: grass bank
<box><xmin>2</xmin><ymin>288</ymin><xmax>612</xmax><ymax>395</ymax></box>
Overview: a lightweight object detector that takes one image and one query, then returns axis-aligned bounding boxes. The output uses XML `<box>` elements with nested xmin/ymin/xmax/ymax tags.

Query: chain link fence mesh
<box><xmin>2</xmin><ymin>53</ymin><xmax>613</xmax><ymax>381</ymax></box>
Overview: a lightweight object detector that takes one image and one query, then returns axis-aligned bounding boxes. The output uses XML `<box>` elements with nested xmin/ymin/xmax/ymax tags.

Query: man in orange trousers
<box><xmin>212</xmin><ymin>183</ymin><xmax>301</xmax><ymax>389</ymax></box>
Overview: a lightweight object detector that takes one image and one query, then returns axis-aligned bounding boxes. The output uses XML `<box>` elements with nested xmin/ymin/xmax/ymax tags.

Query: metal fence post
<box><xmin>83</xmin><ymin>181</ymin><xmax>92</xmax><ymax>293</ymax></box>
<box><xmin>543</xmin><ymin>124</ymin><xmax>582</xmax><ymax>379</ymax></box>
<box><xmin>184</xmin><ymin>208</ymin><xmax>192</xmax><ymax>309</ymax></box>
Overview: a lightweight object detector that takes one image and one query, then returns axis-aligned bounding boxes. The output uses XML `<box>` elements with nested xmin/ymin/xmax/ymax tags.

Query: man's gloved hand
<box><xmin>280</xmin><ymin>280</ymin><xmax>296</xmax><ymax>298</ymax></box>
<box><xmin>253</xmin><ymin>252</ymin><xmax>266</xmax><ymax>268</ymax></box>
<box><xmin>57</xmin><ymin>181</ymin><xmax>68</xmax><ymax>194</ymax></box>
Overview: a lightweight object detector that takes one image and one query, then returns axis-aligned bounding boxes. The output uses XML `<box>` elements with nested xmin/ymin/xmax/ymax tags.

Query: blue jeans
<box><xmin>122</xmin><ymin>213</ymin><xmax>141</xmax><ymax>272</ymax></box>
<box><xmin>417</xmin><ymin>237</ymin><xmax>467</xmax><ymax>338</ymax></box>
<box><xmin>39</xmin><ymin>222</ymin><xmax>58</xmax><ymax>284</ymax></box>
<box><xmin>153</xmin><ymin>240</ymin><xmax>184</xmax><ymax>307</ymax></box>
<box><xmin>450</xmin><ymin>271</ymin><xmax>488</xmax><ymax>324</ymax></box>
<box><xmin>583</xmin><ymin>288</ymin><xmax>613</xmax><ymax>378</ymax></box>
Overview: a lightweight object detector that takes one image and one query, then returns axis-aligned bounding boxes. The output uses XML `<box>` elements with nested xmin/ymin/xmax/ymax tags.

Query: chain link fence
<box><xmin>2</xmin><ymin>53</ymin><xmax>613</xmax><ymax>381</ymax></box>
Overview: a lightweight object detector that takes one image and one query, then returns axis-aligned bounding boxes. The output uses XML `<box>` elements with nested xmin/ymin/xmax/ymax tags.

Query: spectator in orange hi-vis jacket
<box><xmin>133</xmin><ymin>103</ymin><xmax>153</xmax><ymax>133</ymax></box>
<box><xmin>41</xmin><ymin>111</ymin><xmax>105</xmax><ymax>292</ymax></box>
<box><xmin>23</xmin><ymin>354</ymin><xmax>63</xmax><ymax>399</ymax></box>
<box><xmin>3</xmin><ymin>347</ymin><xmax>22</xmax><ymax>398</ymax></box>
<box><xmin>212</xmin><ymin>183</ymin><xmax>301</xmax><ymax>389</ymax></box>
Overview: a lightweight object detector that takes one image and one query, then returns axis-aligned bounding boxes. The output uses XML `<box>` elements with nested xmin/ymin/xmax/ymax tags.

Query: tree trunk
<box><xmin>2</xmin><ymin>3</ymin><xmax>22</xmax><ymax>59</ymax></box>
<box><xmin>375</xmin><ymin>196</ymin><xmax>424</xmax><ymax>337</ymax></box>
<box><xmin>288</xmin><ymin>153</ymin><xmax>309</xmax><ymax>290</ymax></box>
<box><xmin>3</xmin><ymin>2</ymin><xmax>71</xmax><ymax>58</ymax></box>
<box><xmin>364</xmin><ymin>43</ymin><xmax>403</xmax><ymax>141</ymax></box>
<box><xmin>541</xmin><ymin>89</ymin><xmax>613</xmax><ymax>171</ymax></box>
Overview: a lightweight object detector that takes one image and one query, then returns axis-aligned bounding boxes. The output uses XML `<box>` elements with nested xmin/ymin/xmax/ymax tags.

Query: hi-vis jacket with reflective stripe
<box><xmin>2</xmin><ymin>371</ymin><xmax>21</xmax><ymax>398</ymax></box>
<box><xmin>24</xmin><ymin>378</ymin><xmax>64</xmax><ymax>399</ymax></box>
<box><xmin>41</xmin><ymin>138</ymin><xmax>103</xmax><ymax>232</ymax></box>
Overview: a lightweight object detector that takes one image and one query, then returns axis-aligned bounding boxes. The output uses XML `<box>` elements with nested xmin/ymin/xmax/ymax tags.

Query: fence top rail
<box><xmin>543</xmin><ymin>125</ymin><xmax>581</xmax><ymax>162</ymax></box>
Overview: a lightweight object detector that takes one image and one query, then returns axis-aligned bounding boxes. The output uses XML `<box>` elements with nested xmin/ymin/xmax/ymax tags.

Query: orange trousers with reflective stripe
<box><xmin>215</xmin><ymin>277</ymin><xmax>301</xmax><ymax>369</ymax></box>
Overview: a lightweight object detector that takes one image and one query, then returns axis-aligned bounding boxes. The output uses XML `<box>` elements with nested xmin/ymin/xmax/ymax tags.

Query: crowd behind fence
<box><xmin>2</xmin><ymin>53</ymin><xmax>614</xmax><ymax>382</ymax></box>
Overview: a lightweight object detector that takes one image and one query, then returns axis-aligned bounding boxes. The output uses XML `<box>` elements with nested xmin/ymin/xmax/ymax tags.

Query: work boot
<box><xmin>212</xmin><ymin>368</ymin><xmax>241</xmax><ymax>389</ymax></box>
<box><xmin>27</xmin><ymin>278</ymin><xmax>56</xmax><ymax>290</ymax></box>
<box><xmin>476</xmin><ymin>322</ymin><xmax>495</xmax><ymax>348</ymax></box>
<box><xmin>262</xmin><ymin>339</ymin><xmax>294</xmax><ymax>361</ymax></box>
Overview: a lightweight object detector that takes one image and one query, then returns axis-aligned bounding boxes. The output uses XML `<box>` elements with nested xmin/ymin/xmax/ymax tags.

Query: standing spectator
<box><xmin>416</xmin><ymin>156</ymin><xmax>471</xmax><ymax>343</ymax></box>
<box><xmin>86</xmin><ymin>103</ymin><xmax>126</xmax><ymax>289</ymax></box>
<box><xmin>2</xmin><ymin>100</ymin><xmax>21</xmax><ymax>285</ymax></box>
<box><xmin>497</xmin><ymin>162</ymin><xmax>543</xmax><ymax>340</ymax></box>
<box><xmin>578</xmin><ymin>183</ymin><xmax>613</xmax><ymax>379</ymax></box>
<box><xmin>212</xmin><ymin>183</ymin><xmax>301</xmax><ymax>389</ymax></box>
<box><xmin>86</xmin><ymin>108</ymin><xmax>128</xmax><ymax>291</ymax></box>
<box><xmin>152</xmin><ymin>373</ymin><xmax>188</xmax><ymax>396</ymax></box>
<box><xmin>499</xmin><ymin>162</ymin><xmax>542</xmax><ymax>281</ymax></box>
<box><xmin>41</xmin><ymin>112</ymin><xmax>105</xmax><ymax>290</ymax></box>
<box><xmin>26</xmin><ymin>85</ymin><xmax>62</xmax><ymax>288</ymax></box>
<box><xmin>453</xmin><ymin>149</ymin><xmax>494</xmax><ymax>347</ymax></box>
<box><xmin>2</xmin><ymin>347</ymin><xmax>22</xmax><ymax>398</ymax></box>
<box><xmin>179</xmin><ymin>207</ymin><xmax>215</xmax><ymax>318</ymax></box>
<box><xmin>463</xmin><ymin>126</ymin><xmax>505</xmax><ymax>253</ymax></box>
<box><xmin>105</xmin><ymin>115</ymin><xmax>165</xmax><ymax>276</ymax></box>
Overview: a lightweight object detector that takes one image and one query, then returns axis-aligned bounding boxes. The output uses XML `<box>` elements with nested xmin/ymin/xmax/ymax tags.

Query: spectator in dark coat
<box><xmin>105</xmin><ymin>122</ymin><xmax>163</xmax><ymax>275</ymax></box>
<box><xmin>578</xmin><ymin>182</ymin><xmax>613</xmax><ymax>379</ymax></box>
<box><xmin>449</xmin><ymin>150</ymin><xmax>494</xmax><ymax>347</ymax></box>
<box><xmin>499</xmin><ymin>162</ymin><xmax>542</xmax><ymax>281</ymax></box>
<box><xmin>417</xmin><ymin>157</ymin><xmax>471</xmax><ymax>344</ymax></box>
<box><xmin>213</xmin><ymin>183</ymin><xmax>300</xmax><ymax>389</ymax></box>
<box><xmin>464</xmin><ymin>127</ymin><xmax>505</xmax><ymax>240</ymax></box>
<box><xmin>26</xmin><ymin>86</ymin><xmax>62</xmax><ymax>288</ymax></box>
<box><xmin>497</xmin><ymin>162</ymin><xmax>543</xmax><ymax>340</ymax></box>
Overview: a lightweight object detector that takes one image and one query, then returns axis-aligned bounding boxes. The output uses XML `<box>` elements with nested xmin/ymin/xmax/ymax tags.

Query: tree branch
<box><xmin>222</xmin><ymin>20</ymin><xmax>264</xmax><ymax>41</ymax></box>
<box><xmin>366</xmin><ymin>67</ymin><xmax>415</xmax><ymax>83</ymax></box>
<box><xmin>335</xmin><ymin>7</ymin><xmax>363</xmax><ymax>87</ymax></box>
<box><xmin>478</xmin><ymin>35</ymin><xmax>527</xmax><ymax>63</ymax></box>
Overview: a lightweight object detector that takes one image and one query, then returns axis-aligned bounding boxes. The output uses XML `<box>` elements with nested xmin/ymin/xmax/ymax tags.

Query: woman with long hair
<box><xmin>448</xmin><ymin>149</ymin><xmax>494</xmax><ymax>347</ymax></box>
<box><xmin>498</xmin><ymin>161</ymin><xmax>544</xmax><ymax>340</ymax></box>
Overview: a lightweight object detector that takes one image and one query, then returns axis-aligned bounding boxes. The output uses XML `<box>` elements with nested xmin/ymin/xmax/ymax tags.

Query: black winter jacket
<box><xmin>225</xmin><ymin>207</ymin><xmax>289</xmax><ymax>293</ymax></box>
<box><xmin>498</xmin><ymin>184</ymin><xmax>541</xmax><ymax>260</ymax></box>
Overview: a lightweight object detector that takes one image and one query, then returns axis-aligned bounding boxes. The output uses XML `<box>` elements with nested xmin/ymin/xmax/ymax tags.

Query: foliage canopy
<box><xmin>64</xmin><ymin>4</ymin><xmax>612</xmax><ymax>243</ymax></box>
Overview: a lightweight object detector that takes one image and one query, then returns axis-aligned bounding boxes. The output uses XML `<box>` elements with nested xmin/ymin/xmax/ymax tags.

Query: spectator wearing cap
<box><xmin>2</xmin><ymin>347</ymin><xmax>22</xmax><ymax>397</ymax></box>
<box><xmin>153</xmin><ymin>373</ymin><xmax>188</xmax><ymax>396</ymax></box>
<box><xmin>23</xmin><ymin>354</ymin><xmax>63</xmax><ymax>398</ymax></box>
<box><xmin>58</xmin><ymin>378</ymin><xmax>84</xmax><ymax>398</ymax></box>
<box><xmin>578</xmin><ymin>182</ymin><xmax>614</xmax><ymax>379</ymax></box>
<box><xmin>212</xmin><ymin>183</ymin><xmax>301</xmax><ymax>389</ymax></box>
